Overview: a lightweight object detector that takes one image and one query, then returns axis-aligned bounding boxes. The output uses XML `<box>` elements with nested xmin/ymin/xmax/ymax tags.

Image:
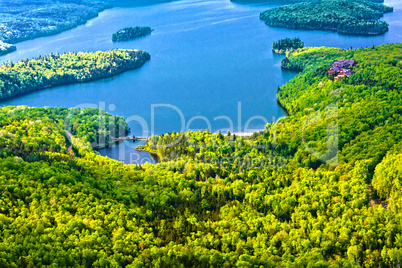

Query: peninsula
<box><xmin>0</xmin><ymin>49</ymin><xmax>150</xmax><ymax>100</ymax></box>
<box><xmin>0</xmin><ymin>0</ymin><xmax>112</xmax><ymax>44</ymax></box>
<box><xmin>260</xmin><ymin>0</ymin><xmax>393</xmax><ymax>36</ymax></box>
<box><xmin>0</xmin><ymin>41</ymin><xmax>16</xmax><ymax>56</ymax></box>
<box><xmin>0</xmin><ymin>0</ymin><xmax>112</xmax><ymax>57</ymax></box>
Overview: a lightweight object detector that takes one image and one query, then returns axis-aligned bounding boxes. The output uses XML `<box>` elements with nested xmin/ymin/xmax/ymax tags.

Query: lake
<box><xmin>0</xmin><ymin>0</ymin><xmax>401</xmax><ymax>164</ymax></box>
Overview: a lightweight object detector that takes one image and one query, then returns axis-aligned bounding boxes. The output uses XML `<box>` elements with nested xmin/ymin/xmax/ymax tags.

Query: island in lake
<box><xmin>0</xmin><ymin>49</ymin><xmax>150</xmax><ymax>101</ymax></box>
<box><xmin>272</xmin><ymin>37</ymin><xmax>304</xmax><ymax>55</ymax></box>
<box><xmin>112</xmin><ymin>27</ymin><xmax>153</xmax><ymax>42</ymax></box>
<box><xmin>0</xmin><ymin>41</ymin><xmax>16</xmax><ymax>56</ymax></box>
<box><xmin>260</xmin><ymin>0</ymin><xmax>393</xmax><ymax>36</ymax></box>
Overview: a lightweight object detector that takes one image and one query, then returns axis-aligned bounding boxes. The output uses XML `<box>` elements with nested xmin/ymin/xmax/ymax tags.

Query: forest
<box><xmin>112</xmin><ymin>27</ymin><xmax>153</xmax><ymax>42</ymax></box>
<box><xmin>0</xmin><ymin>49</ymin><xmax>150</xmax><ymax>101</ymax></box>
<box><xmin>260</xmin><ymin>0</ymin><xmax>393</xmax><ymax>36</ymax></box>
<box><xmin>0</xmin><ymin>106</ymin><xmax>129</xmax><ymax>158</ymax></box>
<box><xmin>272</xmin><ymin>37</ymin><xmax>304</xmax><ymax>55</ymax></box>
<box><xmin>0</xmin><ymin>0</ymin><xmax>112</xmax><ymax>44</ymax></box>
<box><xmin>0</xmin><ymin>43</ymin><xmax>401</xmax><ymax>267</ymax></box>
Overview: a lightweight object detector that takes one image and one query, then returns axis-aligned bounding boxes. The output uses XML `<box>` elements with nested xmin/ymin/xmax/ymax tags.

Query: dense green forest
<box><xmin>0</xmin><ymin>0</ymin><xmax>112</xmax><ymax>44</ymax></box>
<box><xmin>272</xmin><ymin>37</ymin><xmax>304</xmax><ymax>55</ymax></box>
<box><xmin>112</xmin><ymin>27</ymin><xmax>153</xmax><ymax>42</ymax></box>
<box><xmin>0</xmin><ymin>49</ymin><xmax>150</xmax><ymax>101</ymax></box>
<box><xmin>0</xmin><ymin>106</ymin><xmax>129</xmax><ymax>157</ymax></box>
<box><xmin>260</xmin><ymin>0</ymin><xmax>393</xmax><ymax>36</ymax></box>
<box><xmin>0</xmin><ymin>43</ymin><xmax>401</xmax><ymax>266</ymax></box>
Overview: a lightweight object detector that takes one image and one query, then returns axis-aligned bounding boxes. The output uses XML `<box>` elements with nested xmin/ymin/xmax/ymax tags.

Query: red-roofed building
<box><xmin>329</xmin><ymin>60</ymin><xmax>354</xmax><ymax>80</ymax></box>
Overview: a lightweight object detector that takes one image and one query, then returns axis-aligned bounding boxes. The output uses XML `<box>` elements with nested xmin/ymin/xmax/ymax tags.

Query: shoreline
<box><xmin>92</xmin><ymin>136</ymin><xmax>149</xmax><ymax>150</ymax></box>
<box><xmin>265</xmin><ymin>23</ymin><xmax>389</xmax><ymax>36</ymax></box>
<box><xmin>0</xmin><ymin>2</ymin><xmax>112</xmax><ymax>57</ymax></box>
<box><xmin>94</xmin><ymin>137</ymin><xmax>160</xmax><ymax>164</ymax></box>
<box><xmin>0</xmin><ymin>50</ymin><xmax>150</xmax><ymax>102</ymax></box>
<box><xmin>125</xmin><ymin>50</ymin><xmax>293</xmax><ymax>165</ymax></box>
<box><xmin>1</xmin><ymin>4</ymin><xmax>112</xmax><ymax>45</ymax></box>
<box><xmin>260</xmin><ymin>0</ymin><xmax>394</xmax><ymax>37</ymax></box>
<box><xmin>0</xmin><ymin>42</ymin><xmax>17</xmax><ymax>57</ymax></box>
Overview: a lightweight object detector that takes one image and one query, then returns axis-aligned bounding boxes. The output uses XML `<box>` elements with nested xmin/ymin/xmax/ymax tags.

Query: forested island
<box><xmin>0</xmin><ymin>41</ymin><xmax>16</xmax><ymax>56</ymax></box>
<box><xmin>0</xmin><ymin>49</ymin><xmax>150</xmax><ymax>101</ymax></box>
<box><xmin>0</xmin><ymin>0</ymin><xmax>112</xmax><ymax>44</ymax></box>
<box><xmin>112</xmin><ymin>27</ymin><xmax>153</xmax><ymax>42</ymax></box>
<box><xmin>1</xmin><ymin>43</ymin><xmax>400</xmax><ymax>266</ymax></box>
<box><xmin>272</xmin><ymin>37</ymin><xmax>304</xmax><ymax>55</ymax></box>
<box><xmin>260</xmin><ymin>0</ymin><xmax>393</xmax><ymax>35</ymax></box>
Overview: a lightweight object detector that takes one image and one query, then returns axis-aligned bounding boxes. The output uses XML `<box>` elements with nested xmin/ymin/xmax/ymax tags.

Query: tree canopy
<box><xmin>112</xmin><ymin>27</ymin><xmax>153</xmax><ymax>42</ymax></box>
<box><xmin>0</xmin><ymin>49</ymin><xmax>150</xmax><ymax>101</ymax></box>
<box><xmin>272</xmin><ymin>37</ymin><xmax>304</xmax><ymax>55</ymax></box>
<box><xmin>260</xmin><ymin>0</ymin><xmax>393</xmax><ymax>36</ymax></box>
<box><xmin>0</xmin><ymin>43</ymin><xmax>402</xmax><ymax>267</ymax></box>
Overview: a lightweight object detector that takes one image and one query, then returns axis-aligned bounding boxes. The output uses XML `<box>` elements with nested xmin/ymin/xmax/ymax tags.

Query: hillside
<box><xmin>260</xmin><ymin>0</ymin><xmax>393</xmax><ymax>35</ymax></box>
<box><xmin>0</xmin><ymin>43</ymin><xmax>402</xmax><ymax>266</ymax></box>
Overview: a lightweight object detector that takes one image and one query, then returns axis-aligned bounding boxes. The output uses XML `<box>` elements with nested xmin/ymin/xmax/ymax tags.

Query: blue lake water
<box><xmin>0</xmin><ymin>0</ymin><xmax>401</xmax><ymax>164</ymax></box>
